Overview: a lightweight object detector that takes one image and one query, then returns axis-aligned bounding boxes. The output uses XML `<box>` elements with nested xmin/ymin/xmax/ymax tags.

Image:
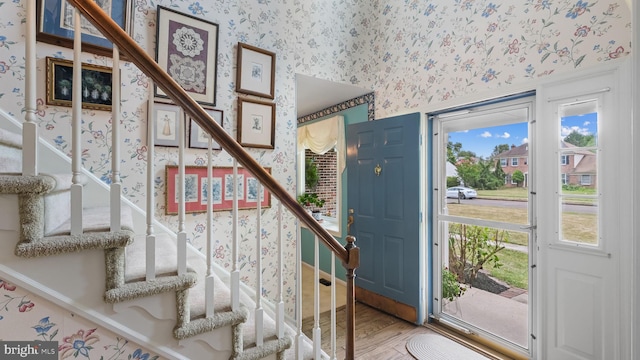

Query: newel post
<box><xmin>343</xmin><ymin>235</ymin><xmax>359</xmax><ymax>360</ymax></box>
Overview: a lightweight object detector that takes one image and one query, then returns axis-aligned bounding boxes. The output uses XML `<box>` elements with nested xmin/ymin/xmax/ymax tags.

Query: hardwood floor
<box><xmin>302</xmin><ymin>302</ymin><xmax>437</xmax><ymax>359</ymax></box>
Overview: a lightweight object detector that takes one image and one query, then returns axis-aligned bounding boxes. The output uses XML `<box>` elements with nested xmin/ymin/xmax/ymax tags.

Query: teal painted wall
<box><xmin>300</xmin><ymin>103</ymin><xmax>368</xmax><ymax>281</ymax></box>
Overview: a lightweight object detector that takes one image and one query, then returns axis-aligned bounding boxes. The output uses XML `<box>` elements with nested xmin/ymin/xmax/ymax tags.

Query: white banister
<box><xmin>255</xmin><ymin>181</ymin><xmax>264</xmax><ymax>346</ymax></box>
<box><xmin>231</xmin><ymin>160</ymin><xmax>240</xmax><ymax>311</ymax></box>
<box><xmin>110</xmin><ymin>45</ymin><xmax>122</xmax><ymax>231</ymax></box>
<box><xmin>145</xmin><ymin>90</ymin><xmax>156</xmax><ymax>281</ymax></box>
<box><xmin>331</xmin><ymin>251</ymin><xmax>337</xmax><ymax>360</ymax></box>
<box><xmin>313</xmin><ymin>234</ymin><xmax>321</xmax><ymax>359</ymax></box>
<box><xmin>205</xmin><ymin>136</ymin><xmax>214</xmax><ymax>317</ymax></box>
<box><xmin>275</xmin><ymin>201</ymin><xmax>285</xmax><ymax>338</ymax></box>
<box><xmin>70</xmin><ymin>9</ymin><xmax>83</xmax><ymax>236</ymax></box>
<box><xmin>177</xmin><ymin>110</ymin><xmax>187</xmax><ymax>276</ymax></box>
<box><xmin>22</xmin><ymin>0</ymin><xmax>38</xmax><ymax>176</ymax></box>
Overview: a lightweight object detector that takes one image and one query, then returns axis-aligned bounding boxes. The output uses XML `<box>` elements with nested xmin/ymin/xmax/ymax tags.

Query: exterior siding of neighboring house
<box><xmin>495</xmin><ymin>144</ymin><xmax>530</xmax><ymax>187</ymax></box>
<box><xmin>495</xmin><ymin>142</ymin><xmax>597</xmax><ymax>188</ymax></box>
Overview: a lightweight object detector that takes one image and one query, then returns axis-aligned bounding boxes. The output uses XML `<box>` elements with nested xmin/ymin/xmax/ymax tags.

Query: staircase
<box><xmin>0</xmin><ymin>124</ymin><xmax>299</xmax><ymax>359</ymax></box>
<box><xmin>0</xmin><ymin>1</ymin><xmax>359</xmax><ymax>358</ymax></box>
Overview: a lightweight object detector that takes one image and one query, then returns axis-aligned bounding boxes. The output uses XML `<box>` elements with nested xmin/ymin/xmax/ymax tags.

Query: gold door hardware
<box><xmin>347</xmin><ymin>208</ymin><xmax>354</xmax><ymax>235</ymax></box>
<box><xmin>374</xmin><ymin>163</ymin><xmax>382</xmax><ymax>176</ymax></box>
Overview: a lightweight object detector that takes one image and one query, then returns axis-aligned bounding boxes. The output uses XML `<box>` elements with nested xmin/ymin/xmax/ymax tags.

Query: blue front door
<box><xmin>347</xmin><ymin>113</ymin><xmax>421</xmax><ymax>323</ymax></box>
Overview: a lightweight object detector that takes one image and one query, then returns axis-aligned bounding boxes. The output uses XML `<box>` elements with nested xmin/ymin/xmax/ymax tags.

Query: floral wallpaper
<box><xmin>0</xmin><ymin>0</ymin><xmax>631</xmax><ymax>353</ymax></box>
<box><xmin>0</xmin><ymin>278</ymin><xmax>161</xmax><ymax>359</ymax></box>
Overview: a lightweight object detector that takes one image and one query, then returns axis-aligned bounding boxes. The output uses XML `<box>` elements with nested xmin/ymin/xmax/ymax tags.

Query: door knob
<box><xmin>374</xmin><ymin>164</ymin><xmax>382</xmax><ymax>176</ymax></box>
<box><xmin>347</xmin><ymin>208</ymin><xmax>354</xmax><ymax>235</ymax></box>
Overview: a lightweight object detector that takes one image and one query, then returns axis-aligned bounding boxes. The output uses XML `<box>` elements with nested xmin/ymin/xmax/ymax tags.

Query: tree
<box><xmin>490</xmin><ymin>144</ymin><xmax>510</xmax><ymax>159</ymax></box>
<box><xmin>512</xmin><ymin>170</ymin><xmax>525</xmax><ymax>186</ymax></box>
<box><xmin>564</xmin><ymin>130</ymin><xmax>595</xmax><ymax>147</ymax></box>
<box><xmin>447</xmin><ymin>139</ymin><xmax>476</xmax><ymax>164</ymax></box>
<box><xmin>493</xmin><ymin>159</ymin><xmax>505</xmax><ymax>181</ymax></box>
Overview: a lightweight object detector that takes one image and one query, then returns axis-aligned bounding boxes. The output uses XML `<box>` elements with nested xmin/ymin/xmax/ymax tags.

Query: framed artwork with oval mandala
<box><xmin>155</xmin><ymin>6</ymin><xmax>219</xmax><ymax>106</ymax></box>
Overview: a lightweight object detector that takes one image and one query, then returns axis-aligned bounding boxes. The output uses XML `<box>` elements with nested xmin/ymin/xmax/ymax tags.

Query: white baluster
<box><xmin>177</xmin><ymin>110</ymin><xmax>187</xmax><ymax>276</ymax></box>
<box><xmin>255</xmin><ymin>181</ymin><xmax>264</xmax><ymax>346</ymax></box>
<box><xmin>70</xmin><ymin>8</ymin><xmax>83</xmax><ymax>235</ymax></box>
<box><xmin>295</xmin><ymin>224</ymin><xmax>305</xmax><ymax>359</ymax></box>
<box><xmin>110</xmin><ymin>45</ymin><xmax>122</xmax><ymax>231</ymax></box>
<box><xmin>313</xmin><ymin>234</ymin><xmax>321</xmax><ymax>359</ymax></box>
<box><xmin>23</xmin><ymin>0</ymin><xmax>37</xmax><ymax>176</ymax></box>
<box><xmin>331</xmin><ymin>251</ymin><xmax>337</xmax><ymax>360</ymax></box>
<box><xmin>146</xmin><ymin>91</ymin><xmax>156</xmax><ymax>281</ymax></box>
<box><xmin>275</xmin><ymin>201</ymin><xmax>285</xmax><ymax>338</ymax></box>
<box><xmin>205</xmin><ymin>135</ymin><xmax>214</xmax><ymax>317</ymax></box>
<box><xmin>231</xmin><ymin>160</ymin><xmax>240</xmax><ymax>311</ymax></box>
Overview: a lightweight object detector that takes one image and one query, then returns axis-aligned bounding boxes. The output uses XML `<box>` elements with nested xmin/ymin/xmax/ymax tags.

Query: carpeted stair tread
<box><xmin>15</xmin><ymin>229</ymin><xmax>135</xmax><ymax>258</ymax></box>
<box><xmin>233</xmin><ymin>335</ymin><xmax>293</xmax><ymax>360</ymax></box>
<box><xmin>0</xmin><ymin>127</ymin><xmax>22</xmax><ymax>149</ymax></box>
<box><xmin>46</xmin><ymin>205</ymin><xmax>134</xmax><ymax>236</ymax></box>
<box><xmin>104</xmin><ymin>272</ymin><xmax>199</xmax><ymax>304</ymax></box>
<box><xmin>0</xmin><ymin>128</ymin><xmax>24</xmax><ymax>173</ymax></box>
<box><xmin>0</xmin><ymin>174</ymin><xmax>57</xmax><ymax>194</ymax></box>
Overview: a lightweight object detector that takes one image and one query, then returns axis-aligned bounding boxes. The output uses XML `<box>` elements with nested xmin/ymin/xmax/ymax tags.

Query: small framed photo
<box><xmin>37</xmin><ymin>0</ymin><xmax>130</xmax><ymax>58</ymax></box>
<box><xmin>46</xmin><ymin>57</ymin><xmax>113</xmax><ymax>111</ymax></box>
<box><xmin>155</xmin><ymin>6</ymin><xmax>219</xmax><ymax>106</ymax></box>
<box><xmin>152</xmin><ymin>102</ymin><xmax>183</xmax><ymax>147</ymax></box>
<box><xmin>189</xmin><ymin>108</ymin><xmax>224</xmax><ymax>150</ymax></box>
<box><xmin>236</xmin><ymin>43</ymin><xmax>276</xmax><ymax>99</ymax></box>
<box><xmin>237</xmin><ymin>98</ymin><xmax>276</xmax><ymax>149</ymax></box>
<box><xmin>165</xmin><ymin>165</ymin><xmax>271</xmax><ymax>214</ymax></box>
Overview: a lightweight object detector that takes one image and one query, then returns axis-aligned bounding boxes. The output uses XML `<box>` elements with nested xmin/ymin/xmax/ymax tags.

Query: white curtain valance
<box><xmin>297</xmin><ymin>115</ymin><xmax>346</xmax><ymax>173</ymax></box>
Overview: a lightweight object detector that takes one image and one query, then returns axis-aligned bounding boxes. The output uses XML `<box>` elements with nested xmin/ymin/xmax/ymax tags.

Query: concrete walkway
<box><xmin>443</xmin><ymin>287</ymin><xmax>529</xmax><ymax>348</ymax></box>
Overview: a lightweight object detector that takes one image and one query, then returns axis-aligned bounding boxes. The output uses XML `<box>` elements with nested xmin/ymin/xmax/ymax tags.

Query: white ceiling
<box><xmin>295</xmin><ymin>74</ymin><xmax>372</xmax><ymax>118</ymax></box>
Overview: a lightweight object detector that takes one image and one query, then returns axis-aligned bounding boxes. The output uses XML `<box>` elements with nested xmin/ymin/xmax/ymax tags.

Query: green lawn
<box><xmin>477</xmin><ymin>186</ymin><xmax>596</xmax><ymax>204</ymax></box>
<box><xmin>483</xmin><ymin>248</ymin><xmax>529</xmax><ymax>290</ymax></box>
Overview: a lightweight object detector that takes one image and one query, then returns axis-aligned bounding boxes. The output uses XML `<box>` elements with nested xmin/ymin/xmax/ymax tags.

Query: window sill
<box><xmin>301</xmin><ymin>215</ymin><xmax>341</xmax><ymax>237</ymax></box>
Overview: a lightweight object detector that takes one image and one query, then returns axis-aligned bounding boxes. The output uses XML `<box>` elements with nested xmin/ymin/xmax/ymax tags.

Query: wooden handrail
<box><xmin>66</xmin><ymin>0</ymin><xmax>349</xmax><ymax>262</ymax></box>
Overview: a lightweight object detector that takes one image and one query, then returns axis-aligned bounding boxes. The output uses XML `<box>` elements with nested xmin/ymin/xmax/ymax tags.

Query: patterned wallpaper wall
<box><xmin>0</xmin><ymin>0</ymin><xmax>631</xmax><ymax>350</ymax></box>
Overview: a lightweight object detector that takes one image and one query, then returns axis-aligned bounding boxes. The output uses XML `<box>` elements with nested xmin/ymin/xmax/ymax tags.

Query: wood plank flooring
<box><xmin>302</xmin><ymin>302</ymin><xmax>436</xmax><ymax>359</ymax></box>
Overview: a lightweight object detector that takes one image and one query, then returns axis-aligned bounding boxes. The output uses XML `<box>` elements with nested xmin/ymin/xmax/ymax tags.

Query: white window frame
<box><xmin>580</xmin><ymin>174</ymin><xmax>591</xmax><ymax>185</ymax></box>
<box><xmin>561</xmin><ymin>173</ymin><xmax>568</xmax><ymax>185</ymax></box>
<box><xmin>500</xmin><ymin>158</ymin><xmax>507</xmax><ymax>167</ymax></box>
<box><xmin>512</xmin><ymin>157</ymin><xmax>518</xmax><ymax>166</ymax></box>
<box><xmin>561</xmin><ymin>155</ymin><xmax>569</xmax><ymax>165</ymax></box>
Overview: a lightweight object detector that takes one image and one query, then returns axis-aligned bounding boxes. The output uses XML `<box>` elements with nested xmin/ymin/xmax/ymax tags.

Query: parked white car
<box><xmin>446</xmin><ymin>186</ymin><xmax>477</xmax><ymax>199</ymax></box>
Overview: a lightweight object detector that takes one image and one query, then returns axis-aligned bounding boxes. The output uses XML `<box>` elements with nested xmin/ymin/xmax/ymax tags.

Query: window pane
<box><xmin>561</xmin><ymin>199</ymin><xmax>598</xmax><ymax>244</ymax></box>
<box><xmin>445</xmin><ymin>121</ymin><xmax>529</xmax><ymax>225</ymax></box>
<box><xmin>558</xmin><ymin>99</ymin><xmax>599</xmax><ymax>246</ymax></box>
<box><xmin>443</xmin><ymin>221</ymin><xmax>529</xmax><ymax>347</ymax></box>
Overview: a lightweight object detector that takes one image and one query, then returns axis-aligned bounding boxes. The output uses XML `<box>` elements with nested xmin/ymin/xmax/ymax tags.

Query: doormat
<box><xmin>406</xmin><ymin>334</ymin><xmax>490</xmax><ymax>360</ymax></box>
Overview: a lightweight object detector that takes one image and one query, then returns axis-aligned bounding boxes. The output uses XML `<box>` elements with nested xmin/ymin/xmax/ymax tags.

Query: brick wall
<box><xmin>305</xmin><ymin>149</ymin><xmax>337</xmax><ymax>215</ymax></box>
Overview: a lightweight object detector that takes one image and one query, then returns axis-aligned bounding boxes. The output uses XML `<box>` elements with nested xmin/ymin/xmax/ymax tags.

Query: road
<box><xmin>446</xmin><ymin>198</ymin><xmax>597</xmax><ymax>214</ymax></box>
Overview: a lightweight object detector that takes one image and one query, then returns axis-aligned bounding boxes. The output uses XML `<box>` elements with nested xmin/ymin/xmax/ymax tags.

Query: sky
<box><xmin>448</xmin><ymin>113</ymin><xmax>597</xmax><ymax>159</ymax></box>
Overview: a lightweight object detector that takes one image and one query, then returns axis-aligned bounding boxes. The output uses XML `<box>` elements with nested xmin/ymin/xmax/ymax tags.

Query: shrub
<box><xmin>442</xmin><ymin>267</ymin><xmax>466</xmax><ymax>301</ymax></box>
<box><xmin>448</xmin><ymin>224</ymin><xmax>506</xmax><ymax>284</ymax></box>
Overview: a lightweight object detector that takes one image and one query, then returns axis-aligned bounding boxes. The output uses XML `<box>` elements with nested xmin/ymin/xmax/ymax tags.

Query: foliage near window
<box><xmin>446</xmin><ymin>176</ymin><xmax>460</xmax><ymax>188</ymax></box>
<box><xmin>442</xmin><ymin>267</ymin><xmax>466</xmax><ymax>301</ymax></box>
<box><xmin>512</xmin><ymin>170</ymin><xmax>525</xmax><ymax>186</ymax></box>
<box><xmin>456</xmin><ymin>159</ymin><xmax>504</xmax><ymax>190</ymax></box>
<box><xmin>304</xmin><ymin>157</ymin><xmax>319</xmax><ymax>190</ymax></box>
<box><xmin>448</xmin><ymin>224</ymin><xmax>506</xmax><ymax>284</ymax></box>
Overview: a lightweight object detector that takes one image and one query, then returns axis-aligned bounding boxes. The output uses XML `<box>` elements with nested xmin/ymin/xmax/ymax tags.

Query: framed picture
<box><xmin>189</xmin><ymin>108</ymin><xmax>224</xmax><ymax>150</ymax></box>
<box><xmin>155</xmin><ymin>6</ymin><xmax>219</xmax><ymax>106</ymax></box>
<box><xmin>46</xmin><ymin>57</ymin><xmax>113</xmax><ymax>111</ymax></box>
<box><xmin>152</xmin><ymin>102</ymin><xmax>182</xmax><ymax>147</ymax></box>
<box><xmin>165</xmin><ymin>165</ymin><xmax>271</xmax><ymax>214</ymax></box>
<box><xmin>237</xmin><ymin>98</ymin><xmax>276</xmax><ymax>149</ymax></box>
<box><xmin>37</xmin><ymin>0</ymin><xmax>130</xmax><ymax>58</ymax></box>
<box><xmin>236</xmin><ymin>42</ymin><xmax>276</xmax><ymax>99</ymax></box>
